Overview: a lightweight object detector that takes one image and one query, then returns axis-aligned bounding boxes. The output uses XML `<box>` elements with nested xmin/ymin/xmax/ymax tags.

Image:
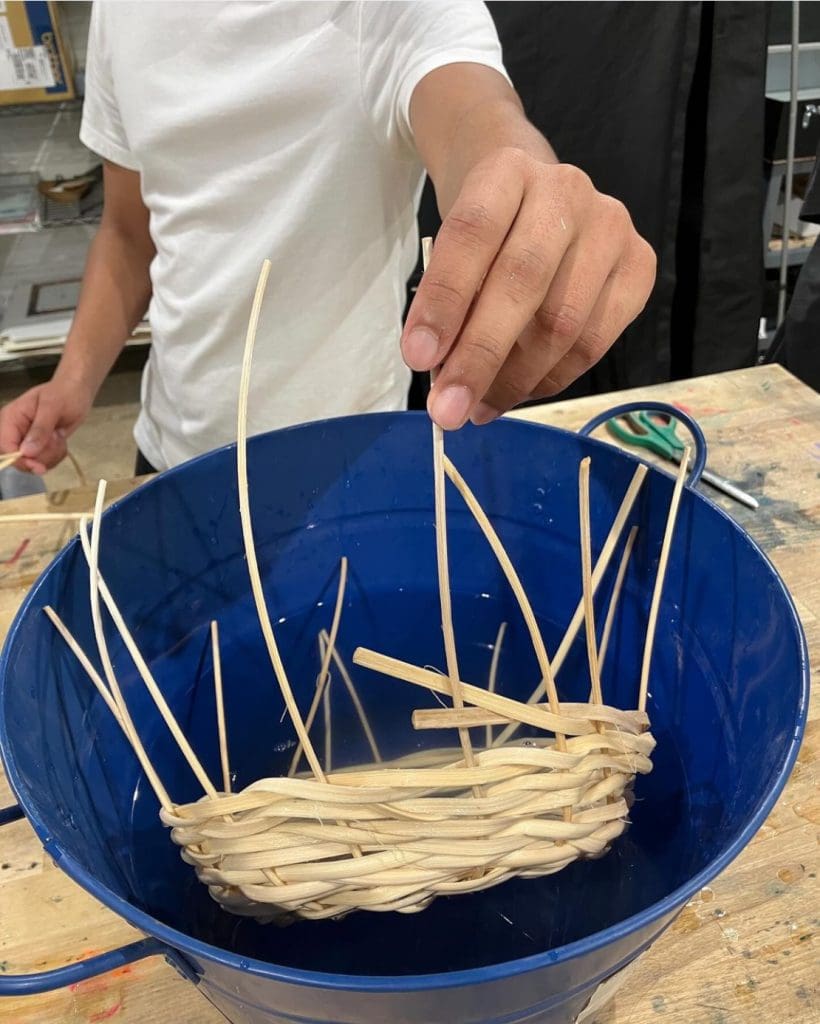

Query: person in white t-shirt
<box><xmin>0</xmin><ymin>1</ymin><xmax>655</xmax><ymax>474</ymax></box>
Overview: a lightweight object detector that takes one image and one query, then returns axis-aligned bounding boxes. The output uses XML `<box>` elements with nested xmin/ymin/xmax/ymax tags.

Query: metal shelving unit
<box><xmin>763</xmin><ymin>155</ymin><xmax>817</xmax><ymax>270</ymax></box>
<box><xmin>765</xmin><ymin>28</ymin><xmax>820</xmax><ymax>324</ymax></box>
<box><xmin>0</xmin><ymin>2</ymin><xmax>106</xmax><ymax>370</ymax></box>
<box><xmin>0</xmin><ymin>202</ymin><xmax>101</xmax><ymax>236</ymax></box>
<box><xmin>0</xmin><ymin>94</ymin><xmax>101</xmax><ymax>235</ymax></box>
<box><xmin>0</xmin><ymin>187</ymin><xmax>102</xmax><ymax>236</ymax></box>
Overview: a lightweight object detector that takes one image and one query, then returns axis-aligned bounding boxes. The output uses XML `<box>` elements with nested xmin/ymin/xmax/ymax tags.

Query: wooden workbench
<box><xmin>0</xmin><ymin>365</ymin><xmax>817</xmax><ymax>1024</ymax></box>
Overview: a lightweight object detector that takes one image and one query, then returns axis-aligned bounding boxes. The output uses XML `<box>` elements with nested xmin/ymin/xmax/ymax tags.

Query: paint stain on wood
<box><xmin>1</xmin><ymin>538</ymin><xmax>30</xmax><ymax>567</ymax></box>
<box><xmin>89</xmin><ymin>998</ymin><xmax>125</xmax><ymax>1023</ymax></box>
<box><xmin>777</xmin><ymin>865</ymin><xmax>805</xmax><ymax>885</ymax></box>
<box><xmin>68</xmin><ymin>956</ymin><xmax>135</xmax><ymax>1024</ymax></box>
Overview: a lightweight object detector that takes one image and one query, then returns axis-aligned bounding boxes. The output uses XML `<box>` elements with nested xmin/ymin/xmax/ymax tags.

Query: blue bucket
<box><xmin>0</xmin><ymin>405</ymin><xmax>809</xmax><ymax>1023</ymax></box>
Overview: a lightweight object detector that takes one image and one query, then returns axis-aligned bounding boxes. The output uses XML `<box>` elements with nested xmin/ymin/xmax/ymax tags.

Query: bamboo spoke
<box><xmin>211</xmin><ymin>621</ymin><xmax>231</xmax><ymax>794</ymax></box>
<box><xmin>236</xmin><ymin>259</ymin><xmax>325</xmax><ymax>781</ymax></box>
<box><xmin>486</xmin><ymin>622</ymin><xmax>507</xmax><ymax>748</ymax></box>
<box><xmin>599</xmin><ymin>525</ymin><xmax>638</xmax><ymax>671</ymax></box>
<box><xmin>423</xmin><ymin>236</ymin><xmax>476</xmax><ymax>772</ymax></box>
<box><xmin>288</xmin><ymin>558</ymin><xmax>349</xmax><ymax>778</ymax></box>
<box><xmin>639</xmin><ymin>449</ymin><xmax>690</xmax><ymax>712</ymax></box>
<box><xmin>493</xmin><ymin>462</ymin><xmax>647</xmax><ymax>746</ymax></box>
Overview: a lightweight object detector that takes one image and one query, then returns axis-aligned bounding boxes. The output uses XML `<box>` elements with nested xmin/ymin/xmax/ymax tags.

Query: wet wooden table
<box><xmin>0</xmin><ymin>365</ymin><xmax>817</xmax><ymax>1023</ymax></box>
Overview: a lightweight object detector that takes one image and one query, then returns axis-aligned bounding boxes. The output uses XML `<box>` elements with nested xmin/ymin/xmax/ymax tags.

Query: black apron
<box><xmin>411</xmin><ymin>2</ymin><xmax>769</xmax><ymax>402</ymax></box>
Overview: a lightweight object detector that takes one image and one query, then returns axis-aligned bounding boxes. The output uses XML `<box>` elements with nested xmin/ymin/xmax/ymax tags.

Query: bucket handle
<box><xmin>0</xmin><ymin>938</ymin><xmax>201</xmax><ymax>996</ymax></box>
<box><xmin>0</xmin><ymin>808</ymin><xmax>199</xmax><ymax>995</ymax></box>
<box><xmin>0</xmin><ymin>803</ymin><xmax>23</xmax><ymax>826</ymax></box>
<box><xmin>577</xmin><ymin>401</ymin><xmax>708</xmax><ymax>486</ymax></box>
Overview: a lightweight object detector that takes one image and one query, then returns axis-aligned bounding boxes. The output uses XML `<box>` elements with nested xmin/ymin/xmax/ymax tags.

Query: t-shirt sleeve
<box><xmin>79</xmin><ymin>3</ymin><xmax>139</xmax><ymax>170</ymax></box>
<box><xmin>357</xmin><ymin>0</ymin><xmax>510</xmax><ymax>154</ymax></box>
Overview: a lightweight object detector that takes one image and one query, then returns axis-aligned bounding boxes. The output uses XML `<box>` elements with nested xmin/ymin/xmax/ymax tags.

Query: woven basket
<box><xmin>161</xmin><ymin>716</ymin><xmax>655</xmax><ymax>922</ymax></box>
<box><xmin>45</xmin><ymin>258</ymin><xmax>687</xmax><ymax>924</ymax></box>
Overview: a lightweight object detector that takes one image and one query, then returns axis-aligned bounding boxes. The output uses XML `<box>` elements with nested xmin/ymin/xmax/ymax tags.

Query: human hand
<box><xmin>0</xmin><ymin>377</ymin><xmax>93</xmax><ymax>473</ymax></box>
<box><xmin>402</xmin><ymin>148</ymin><xmax>656</xmax><ymax>429</ymax></box>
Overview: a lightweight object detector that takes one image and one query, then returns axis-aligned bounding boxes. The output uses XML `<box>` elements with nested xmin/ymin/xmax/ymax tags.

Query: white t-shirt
<box><xmin>80</xmin><ymin>1</ymin><xmax>508</xmax><ymax>470</ymax></box>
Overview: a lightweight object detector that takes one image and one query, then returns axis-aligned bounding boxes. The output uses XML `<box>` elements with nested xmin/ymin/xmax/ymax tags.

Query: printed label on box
<box><xmin>0</xmin><ymin>43</ymin><xmax>55</xmax><ymax>90</ymax></box>
<box><xmin>0</xmin><ymin>15</ymin><xmax>12</xmax><ymax>50</ymax></box>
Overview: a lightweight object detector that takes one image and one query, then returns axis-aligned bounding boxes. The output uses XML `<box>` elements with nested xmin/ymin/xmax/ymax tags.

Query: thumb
<box><xmin>19</xmin><ymin>395</ymin><xmax>62</xmax><ymax>458</ymax></box>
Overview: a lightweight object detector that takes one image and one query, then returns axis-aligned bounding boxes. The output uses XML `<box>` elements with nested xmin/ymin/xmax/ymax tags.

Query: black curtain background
<box><xmin>408</xmin><ymin>1</ymin><xmax>769</xmax><ymax>407</ymax></box>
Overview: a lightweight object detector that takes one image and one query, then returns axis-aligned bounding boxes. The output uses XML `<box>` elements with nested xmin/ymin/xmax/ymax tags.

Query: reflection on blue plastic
<box><xmin>0</xmin><ymin>412</ymin><xmax>808</xmax><ymax>1024</ymax></box>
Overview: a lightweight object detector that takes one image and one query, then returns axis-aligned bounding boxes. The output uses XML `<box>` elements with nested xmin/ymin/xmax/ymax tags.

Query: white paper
<box><xmin>0</xmin><ymin>16</ymin><xmax>12</xmax><ymax>50</ymax></box>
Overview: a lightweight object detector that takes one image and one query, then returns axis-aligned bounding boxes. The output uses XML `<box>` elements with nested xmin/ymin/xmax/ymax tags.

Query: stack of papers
<box><xmin>0</xmin><ymin>279</ymin><xmax>150</xmax><ymax>359</ymax></box>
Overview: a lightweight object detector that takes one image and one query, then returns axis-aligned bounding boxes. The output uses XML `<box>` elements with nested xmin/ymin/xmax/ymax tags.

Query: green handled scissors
<box><xmin>606</xmin><ymin>411</ymin><xmax>759</xmax><ymax>510</ymax></box>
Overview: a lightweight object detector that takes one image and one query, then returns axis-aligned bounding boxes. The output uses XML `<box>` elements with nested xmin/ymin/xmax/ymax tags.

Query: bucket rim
<box><xmin>0</xmin><ymin>411</ymin><xmax>810</xmax><ymax>992</ymax></box>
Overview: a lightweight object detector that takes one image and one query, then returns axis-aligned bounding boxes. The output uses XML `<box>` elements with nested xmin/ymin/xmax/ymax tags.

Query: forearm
<box><xmin>0</xmin><ymin>161</ymin><xmax>155</xmax><ymax>471</ymax></box>
<box><xmin>54</xmin><ymin>218</ymin><xmax>153</xmax><ymax>399</ymax></box>
<box><xmin>411</xmin><ymin>65</ymin><xmax>557</xmax><ymax>216</ymax></box>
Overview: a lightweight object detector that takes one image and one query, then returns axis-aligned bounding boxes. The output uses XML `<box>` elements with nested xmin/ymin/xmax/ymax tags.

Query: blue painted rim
<box><xmin>0</xmin><ymin>411</ymin><xmax>809</xmax><ymax>993</ymax></box>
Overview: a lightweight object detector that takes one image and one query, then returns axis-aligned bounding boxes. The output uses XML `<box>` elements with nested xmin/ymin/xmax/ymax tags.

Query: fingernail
<box><xmin>429</xmin><ymin>385</ymin><xmax>472</xmax><ymax>430</ymax></box>
<box><xmin>471</xmin><ymin>401</ymin><xmax>501</xmax><ymax>426</ymax></box>
<box><xmin>20</xmin><ymin>437</ymin><xmax>38</xmax><ymax>457</ymax></box>
<box><xmin>402</xmin><ymin>327</ymin><xmax>440</xmax><ymax>370</ymax></box>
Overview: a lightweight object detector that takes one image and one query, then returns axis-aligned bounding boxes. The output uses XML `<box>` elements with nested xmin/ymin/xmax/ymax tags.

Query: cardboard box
<box><xmin>0</xmin><ymin>1</ymin><xmax>75</xmax><ymax>106</ymax></box>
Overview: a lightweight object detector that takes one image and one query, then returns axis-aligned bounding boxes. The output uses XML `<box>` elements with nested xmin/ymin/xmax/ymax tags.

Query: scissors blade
<box><xmin>667</xmin><ymin>450</ymin><xmax>758</xmax><ymax>509</ymax></box>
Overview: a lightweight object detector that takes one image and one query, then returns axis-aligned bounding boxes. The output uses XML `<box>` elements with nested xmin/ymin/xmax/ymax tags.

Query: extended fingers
<box><xmin>402</xmin><ymin>152</ymin><xmax>527</xmax><ymax>373</ymax></box>
<box><xmin>427</xmin><ymin>172</ymin><xmax>591</xmax><ymax>428</ymax></box>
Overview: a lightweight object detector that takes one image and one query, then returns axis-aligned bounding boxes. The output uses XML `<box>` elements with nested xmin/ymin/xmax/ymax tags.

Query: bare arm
<box><xmin>0</xmin><ymin>160</ymin><xmax>154</xmax><ymax>472</ymax></box>
<box><xmin>411</xmin><ymin>65</ymin><xmax>557</xmax><ymax>214</ymax></box>
<box><xmin>403</xmin><ymin>64</ymin><xmax>656</xmax><ymax>429</ymax></box>
<box><xmin>56</xmin><ymin>160</ymin><xmax>154</xmax><ymax>400</ymax></box>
